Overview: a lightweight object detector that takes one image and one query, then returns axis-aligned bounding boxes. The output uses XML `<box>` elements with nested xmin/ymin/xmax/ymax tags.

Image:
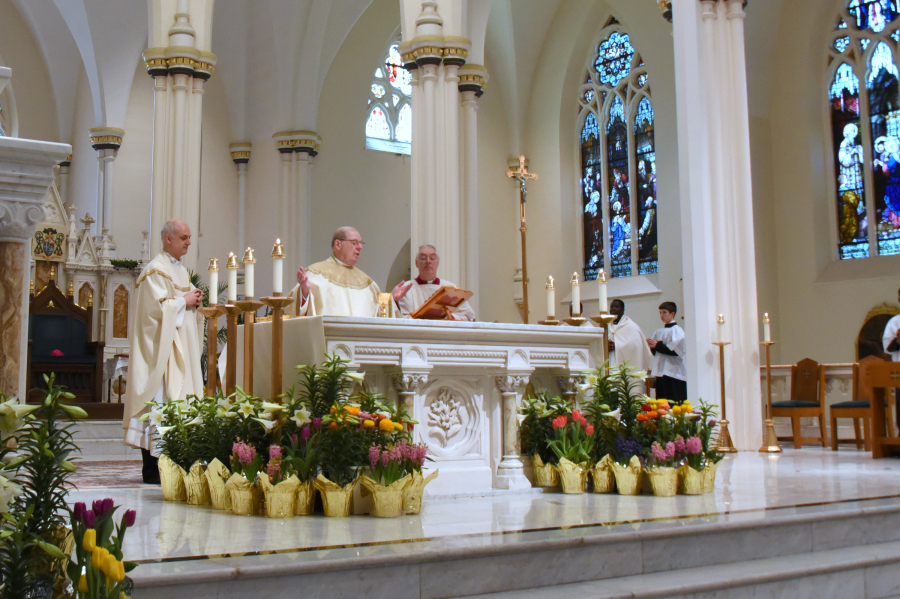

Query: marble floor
<box><xmin>67</xmin><ymin>447</ymin><xmax>900</xmax><ymax>572</ymax></box>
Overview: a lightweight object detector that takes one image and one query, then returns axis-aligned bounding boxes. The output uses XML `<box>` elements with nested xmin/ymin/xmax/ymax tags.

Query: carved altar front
<box><xmin>238</xmin><ymin>317</ymin><xmax>603</xmax><ymax>496</ymax></box>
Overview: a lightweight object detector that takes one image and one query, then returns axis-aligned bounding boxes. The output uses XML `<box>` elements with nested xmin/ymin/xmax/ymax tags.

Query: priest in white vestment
<box><xmin>123</xmin><ymin>220</ymin><xmax>205</xmax><ymax>483</ymax></box>
<box><xmin>607</xmin><ymin>299</ymin><xmax>650</xmax><ymax>372</ymax></box>
<box><xmin>395</xmin><ymin>245</ymin><xmax>476</xmax><ymax>321</ymax></box>
<box><xmin>289</xmin><ymin>227</ymin><xmax>404</xmax><ymax>317</ymax></box>
<box><xmin>883</xmin><ymin>287</ymin><xmax>900</xmax><ymax>361</ymax></box>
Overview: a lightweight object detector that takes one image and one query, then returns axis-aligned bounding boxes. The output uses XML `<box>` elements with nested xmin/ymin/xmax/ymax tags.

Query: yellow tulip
<box><xmin>363</xmin><ymin>420</ymin><xmax>375</xmax><ymax>428</ymax></box>
<box><xmin>393</xmin><ymin>422</ymin><xmax>403</xmax><ymax>431</ymax></box>
<box><xmin>106</xmin><ymin>554</ymin><xmax>120</xmax><ymax>578</ymax></box>
<box><xmin>82</xmin><ymin>528</ymin><xmax>96</xmax><ymax>552</ymax></box>
<box><xmin>78</xmin><ymin>574</ymin><xmax>88</xmax><ymax>593</ymax></box>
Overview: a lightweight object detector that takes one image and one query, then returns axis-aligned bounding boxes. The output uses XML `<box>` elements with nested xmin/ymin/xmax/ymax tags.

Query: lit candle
<box><xmin>272</xmin><ymin>238</ymin><xmax>285</xmax><ymax>295</ymax></box>
<box><xmin>242</xmin><ymin>247</ymin><xmax>255</xmax><ymax>299</ymax></box>
<box><xmin>717</xmin><ymin>314</ymin><xmax>725</xmax><ymax>343</ymax></box>
<box><xmin>207</xmin><ymin>258</ymin><xmax>219</xmax><ymax>306</ymax></box>
<box><xmin>597</xmin><ymin>269</ymin><xmax>608</xmax><ymax>313</ymax></box>
<box><xmin>226</xmin><ymin>252</ymin><xmax>239</xmax><ymax>303</ymax></box>
<box><xmin>763</xmin><ymin>312</ymin><xmax>771</xmax><ymax>343</ymax></box>
<box><xmin>546</xmin><ymin>276</ymin><xmax>555</xmax><ymax>319</ymax></box>
<box><xmin>571</xmin><ymin>272</ymin><xmax>581</xmax><ymax>317</ymax></box>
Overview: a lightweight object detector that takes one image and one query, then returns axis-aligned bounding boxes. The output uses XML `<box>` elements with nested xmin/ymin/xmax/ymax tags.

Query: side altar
<box><xmin>236</xmin><ymin>316</ymin><xmax>602</xmax><ymax>496</ymax></box>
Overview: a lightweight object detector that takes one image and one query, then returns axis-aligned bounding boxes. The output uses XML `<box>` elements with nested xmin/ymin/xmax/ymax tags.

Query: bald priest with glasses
<box><xmin>289</xmin><ymin>226</ymin><xmax>405</xmax><ymax>317</ymax></box>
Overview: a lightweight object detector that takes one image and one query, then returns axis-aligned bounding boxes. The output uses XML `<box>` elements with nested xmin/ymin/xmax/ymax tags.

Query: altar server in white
<box><xmin>608</xmin><ymin>299</ymin><xmax>651</xmax><ymax>372</ymax></box>
<box><xmin>647</xmin><ymin>301</ymin><xmax>687</xmax><ymax>403</ymax></box>
<box><xmin>394</xmin><ymin>245</ymin><xmax>476</xmax><ymax>321</ymax></box>
<box><xmin>290</xmin><ymin>227</ymin><xmax>403</xmax><ymax>317</ymax></box>
<box><xmin>883</xmin><ymin>287</ymin><xmax>900</xmax><ymax>361</ymax></box>
<box><xmin>123</xmin><ymin>220</ymin><xmax>205</xmax><ymax>483</ymax></box>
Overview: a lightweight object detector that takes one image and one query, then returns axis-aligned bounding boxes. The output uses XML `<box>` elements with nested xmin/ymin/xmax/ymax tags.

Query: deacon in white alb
<box><xmin>394</xmin><ymin>245</ymin><xmax>476</xmax><ymax>321</ymax></box>
<box><xmin>123</xmin><ymin>220</ymin><xmax>205</xmax><ymax>483</ymax></box>
<box><xmin>607</xmin><ymin>299</ymin><xmax>651</xmax><ymax>372</ymax></box>
<box><xmin>883</xmin><ymin>287</ymin><xmax>900</xmax><ymax>361</ymax></box>
<box><xmin>289</xmin><ymin>226</ymin><xmax>405</xmax><ymax>317</ymax></box>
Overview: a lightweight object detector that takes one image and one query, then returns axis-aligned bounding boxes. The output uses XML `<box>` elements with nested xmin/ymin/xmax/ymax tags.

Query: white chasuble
<box><xmin>609</xmin><ymin>315</ymin><xmax>651</xmax><ymax>371</ymax></box>
<box><xmin>123</xmin><ymin>252</ymin><xmax>204</xmax><ymax>451</ymax></box>
<box><xmin>884</xmin><ymin>314</ymin><xmax>900</xmax><ymax>361</ymax></box>
<box><xmin>397</xmin><ymin>277</ymin><xmax>476</xmax><ymax>321</ymax></box>
<box><xmin>289</xmin><ymin>256</ymin><xmax>395</xmax><ymax>318</ymax></box>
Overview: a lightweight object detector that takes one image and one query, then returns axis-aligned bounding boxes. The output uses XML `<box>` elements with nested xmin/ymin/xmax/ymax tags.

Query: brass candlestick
<box><xmin>217</xmin><ymin>304</ymin><xmax>243</xmax><ymax>396</ymax></box>
<box><xmin>234</xmin><ymin>299</ymin><xmax>264</xmax><ymax>395</ymax></box>
<box><xmin>712</xmin><ymin>340</ymin><xmax>738</xmax><ymax>453</ymax></box>
<box><xmin>758</xmin><ymin>340</ymin><xmax>781</xmax><ymax>453</ymax></box>
<box><xmin>200</xmin><ymin>306</ymin><xmax>221</xmax><ymax>396</ymax></box>
<box><xmin>591</xmin><ymin>313</ymin><xmax>617</xmax><ymax>374</ymax></box>
<box><xmin>261</xmin><ymin>294</ymin><xmax>295</xmax><ymax>401</ymax></box>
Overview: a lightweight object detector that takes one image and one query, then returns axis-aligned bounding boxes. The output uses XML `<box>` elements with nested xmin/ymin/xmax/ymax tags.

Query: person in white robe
<box><xmin>647</xmin><ymin>300</ymin><xmax>687</xmax><ymax>403</ymax></box>
<box><xmin>123</xmin><ymin>220</ymin><xmax>205</xmax><ymax>483</ymax></box>
<box><xmin>395</xmin><ymin>245</ymin><xmax>476</xmax><ymax>321</ymax></box>
<box><xmin>289</xmin><ymin>227</ymin><xmax>403</xmax><ymax>317</ymax></box>
<box><xmin>607</xmin><ymin>299</ymin><xmax>650</xmax><ymax>372</ymax></box>
<box><xmin>883</xmin><ymin>287</ymin><xmax>900</xmax><ymax>361</ymax></box>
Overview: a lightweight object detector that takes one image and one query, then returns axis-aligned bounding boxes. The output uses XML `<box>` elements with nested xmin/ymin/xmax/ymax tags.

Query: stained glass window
<box><xmin>579</xmin><ymin>23</ymin><xmax>658</xmax><ymax>280</ymax></box>
<box><xmin>366</xmin><ymin>35</ymin><xmax>412</xmax><ymax>154</ymax></box>
<box><xmin>827</xmin><ymin>3</ymin><xmax>900</xmax><ymax>259</ymax></box>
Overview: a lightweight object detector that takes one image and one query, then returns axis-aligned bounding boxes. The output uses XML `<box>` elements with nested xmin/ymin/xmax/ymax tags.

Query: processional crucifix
<box><xmin>506</xmin><ymin>155</ymin><xmax>538</xmax><ymax>324</ymax></box>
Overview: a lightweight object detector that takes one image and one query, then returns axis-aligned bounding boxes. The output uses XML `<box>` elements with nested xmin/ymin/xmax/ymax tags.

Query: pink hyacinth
<box><xmin>269</xmin><ymin>445</ymin><xmax>282</xmax><ymax>460</ymax></box>
<box><xmin>674</xmin><ymin>436</ymin><xmax>686</xmax><ymax>453</ymax></box>
<box><xmin>665</xmin><ymin>441</ymin><xmax>676</xmax><ymax>459</ymax></box>
<box><xmin>233</xmin><ymin>441</ymin><xmax>256</xmax><ymax>465</ymax></box>
<box><xmin>369</xmin><ymin>445</ymin><xmax>382</xmax><ymax>469</ymax></box>
<box><xmin>685</xmin><ymin>436</ymin><xmax>702</xmax><ymax>455</ymax></box>
<box><xmin>651</xmin><ymin>442</ymin><xmax>666</xmax><ymax>463</ymax></box>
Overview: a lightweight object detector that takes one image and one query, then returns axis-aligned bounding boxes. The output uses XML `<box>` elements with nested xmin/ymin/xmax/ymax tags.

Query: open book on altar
<box><xmin>410</xmin><ymin>285</ymin><xmax>474</xmax><ymax>320</ymax></box>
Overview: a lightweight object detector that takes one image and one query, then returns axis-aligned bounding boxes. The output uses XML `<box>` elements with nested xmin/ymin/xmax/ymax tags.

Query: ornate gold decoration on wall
<box><xmin>113</xmin><ymin>284</ymin><xmax>129</xmax><ymax>339</ymax></box>
<box><xmin>78</xmin><ymin>283</ymin><xmax>92</xmax><ymax>310</ymax></box>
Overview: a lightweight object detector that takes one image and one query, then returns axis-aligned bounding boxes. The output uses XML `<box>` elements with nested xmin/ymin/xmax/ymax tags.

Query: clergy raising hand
<box><xmin>392</xmin><ymin>280</ymin><xmax>413</xmax><ymax>302</ymax></box>
<box><xmin>296</xmin><ymin>265</ymin><xmax>311</xmax><ymax>299</ymax></box>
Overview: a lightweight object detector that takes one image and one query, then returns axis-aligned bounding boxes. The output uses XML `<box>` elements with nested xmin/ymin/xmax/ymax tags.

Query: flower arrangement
<box><xmin>518</xmin><ymin>392</ymin><xmax>571</xmax><ymax>466</ymax></box>
<box><xmin>231</xmin><ymin>439</ymin><xmax>263</xmax><ymax>482</ymax></box>
<box><xmin>368</xmin><ymin>444</ymin><xmax>405</xmax><ymax>487</ymax></box>
<box><xmin>68</xmin><ymin>499</ymin><xmax>137</xmax><ymax>599</ymax></box>
<box><xmin>548</xmin><ymin>411</ymin><xmax>594</xmax><ymax>465</ymax></box>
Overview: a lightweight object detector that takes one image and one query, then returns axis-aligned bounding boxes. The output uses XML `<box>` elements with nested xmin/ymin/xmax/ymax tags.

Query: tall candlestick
<box><xmin>546</xmin><ymin>276</ymin><xmax>555</xmax><ymax>319</ymax></box>
<box><xmin>717</xmin><ymin>314</ymin><xmax>725</xmax><ymax>344</ymax></box>
<box><xmin>207</xmin><ymin>258</ymin><xmax>219</xmax><ymax>306</ymax></box>
<box><xmin>226</xmin><ymin>252</ymin><xmax>239</xmax><ymax>303</ymax></box>
<box><xmin>763</xmin><ymin>312</ymin><xmax>771</xmax><ymax>343</ymax></box>
<box><xmin>597</xmin><ymin>269</ymin><xmax>608</xmax><ymax>313</ymax></box>
<box><xmin>243</xmin><ymin>247</ymin><xmax>255</xmax><ymax>299</ymax></box>
<box><xmin>272</xmin><ymin>238</ymin><xmax>285</xmax><ymax>295</ymax></box>
<box><xmin>570</xmin><ymin>272</ymin><xmax>581</xmax><ymax>316</ymax></box>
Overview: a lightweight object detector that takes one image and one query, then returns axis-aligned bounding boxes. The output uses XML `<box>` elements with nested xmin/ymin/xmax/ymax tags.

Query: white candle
<box><xmin>207</xmin><ymin>258</ymin><xmax>218</xmax><ymax>306</ymax></box>
<box><xmin>272</xmin><ymin>238</ymin><xmax>285</xmax><ymax>295</ymax></box>
<box><xmin>571</xmin><ymin>272</ymin><xmax>581</xmax><ymax>316</ymax></box>
<box><xmin>763</xmin><ymin>313</ymin><xmax>771</xmax><ymax>343</ymax></box>
<box><xmin>226</xmin><ymin>252</ymin><xmax>238</xmax><ymax>303</ymax></box>
<box><xmin>597</xmin><ymin>270</ymin><xmax>608</xmax><ymax>313</ymax></box>
<box><xmin>243</xmin><ymin>247</ymin><xmax>255</xmax><ymax>299</ymax></box>
<box><xmin>546</xmin><ymin>276</ymin><xmax>555</xmax><ymax>319</ymax></box>
<box><xmin>717</xmin><ymin>314</ymin><xmax>725</xmax><ymax>343</ymax></box>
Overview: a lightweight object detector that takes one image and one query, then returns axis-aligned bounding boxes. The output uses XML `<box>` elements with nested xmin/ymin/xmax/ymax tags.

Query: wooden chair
<box><xmin>869</xmin><ymin>361</ymin><xmax>900</xmax><ymax>458</ymax></box>
<box><xmin>771</xmin><ymin>358</ymin><xmax>827</xmax><ymax>448</ymax></box>
<box><xmin>830</xmin><ymin>356</ymin><xmax>882</xmax><ymax>451</ymax></box>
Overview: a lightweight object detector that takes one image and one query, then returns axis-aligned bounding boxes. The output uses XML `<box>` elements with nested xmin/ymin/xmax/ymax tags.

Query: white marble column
<box><xmin>273</xmin><ymin>132</ymin><xmax>320</xmax><ymax>265</ymax></box>
<box><xmin>89</xmin><ymin>128</ymin><xmax>123</xmax><ymax>252</ymax></box>
<box><xmin>458</xmin><ymin>64</ymin><xmax>486</xmax><ymax>306</ymax></box>
<box><xmin>392</xmin><ymin>372</ymin><xmax>429</xmax><ymax>431</ymax></box>
<box><xmin>230</xmin><ymin>143</ymin><xmax>251</xmax><ymax>255</ymax></box>
<box><xmin>149</xmin><ymin>74</ymin><xmax>168</xmax><ymax>257</ymax></box>
<box><xmin>672</xmin><ymin>0</ymin><xmax>761</xmax><ymax>450</ymax></box>
<box><xmin>494</xmin><ymin>374</ymin><xmax>532</xmax><ymax>490</ymax></box>
<box><xmin>57</xmin><ymin>155</ymin><xmax>71</xmax><ymax>206</ymax></box>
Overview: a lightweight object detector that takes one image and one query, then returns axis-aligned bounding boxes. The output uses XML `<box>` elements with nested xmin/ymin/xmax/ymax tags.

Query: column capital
<box><xmin>458</xmin><ymin>63</ymin><xmax>487</xmax><ymax>96</ymax></box>
<box><xmin>0</xmin><ymin>137</ymin><xmax>71</xmax><ymax>242</ymax></box>
<box><xmin>495</xmin><ymin>374</ymin><xmax>529</xmax><ymax>394</ymax></box>
<box><xmin>89</xmin><ymin>127</ymin><xmax>124</xmax><ymax>151</ymax></box>
<box><xmin>230</xmin><ymin>142</ymin><xmax>251</xmax><ymax>164</ymax></box>
<box><xmin>59</xmin><ymin>155</ymin><xmax>72</xmax><ymax>168</ymax></box>
<box><xmin>142</xmin><ymin>47</ymin><xmax>217</xmax><ymax>80</ymax></box>
<box><xmin>272</xmin><ymin>131</ymin><xmax>321</xmax><ymax>157</ymax></box>
<box><xmin>392</xmin><ymin>372</ymin><xmax>429</xmax><ymax>394</ymax></box>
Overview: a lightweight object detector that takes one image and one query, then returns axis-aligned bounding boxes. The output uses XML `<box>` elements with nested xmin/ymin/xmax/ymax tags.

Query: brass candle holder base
<box><xmin>262</xmin><ymin>295</ymin><xmax>296</xmax><ymax>401</ymax></box>
<box><xmin>590</xmin><ymin>314</ymin><xmax>617</xmax><ymax>326</ymax></box>
<box><xmin>200</xmin><ymin>306</ymin><xmax>222</xmax><ymax>397</ymax></box>
<box><xmin>758</xmin><ymin>341</ymin><xmax>782</xmax><ymax>453</ymax></box>
<box><xmin>537</xmin><ymin>318</ymin><xmax>560</xmax><ymax>325</ymax></box>
<box><xmin>716</xmin><ymin>418</ymin><xmax>738</xmax><ymax>453</ymax></box>
<box><xmin>563</xmin><ymin>317</ymin><xmax>587</xmax><ymax>326</ymax></box>
<box><xmin>217</xmin><ymin>304</ymin><xmax>243</xmax><ymax>396</ymax></box>
<box><xmin>235</xmin><ymin>300</ymin><xmax>265</xmax><ymax>395</ymax></box>
<box><xmin>758</xmin><ymin>419</ymin><xmax>782</xmax><ymax>453</ymax></box>
<box><xmin>712</xmin><ymin>341</ymin><xmax>737</xmax><ymax>453</ymax></box>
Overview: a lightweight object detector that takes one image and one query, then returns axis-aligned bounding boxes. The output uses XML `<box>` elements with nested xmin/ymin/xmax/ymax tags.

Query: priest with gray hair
<box><xmin>394</xmin><ymin>245</ymin><xmax>476</xmax><ymax>321</ymax></box>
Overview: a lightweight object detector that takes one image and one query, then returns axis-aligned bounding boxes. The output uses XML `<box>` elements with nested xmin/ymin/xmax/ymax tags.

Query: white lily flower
<box><xmin>291</xmin><ymin>407</ymin><xmax>311</xmax><ymax>427</ymax></box>
<box><xmin>686</xmin><ymin>413</ymin><xmax>702</xmax><ymax>421</ymax></box>
<box><xmin>149</xmin><ymin>408</ymin><xmax>164</xmax><ymax>428</ymax></box>
<box><xmin>216</xmin><ymin>397</ymin><xmax>233</xmax><ymax>409</ymax></box>
<box><xmin>185</xmin><ymin>415</ymin><xmax>203</xmax><ymax>427</ymax></box>
<box><xmin>260</xmin><ymin>401</ymin><xmax>285</xmax><ymax>413</ymax></box>
<box><xmin>0</xmin><ymin>474</ymin><xmax>23</xmax><ymax>512</ymax></box>
<box><xmin>602</xmin><ymin>408</ymin><xmax>622</xmax><ymax>422</ymax></box>
<box><xmin>630</xmin><ymin>370</ymin><xmax>649</xmax><ymax>381</ymax></box>
<box><xmin>238</xmin><ymin>402</ymin><xmax>255</xmax><ymax>417</ymax></box>
<box><xmin>156</xmin><ymin>425</ymin><xmax>174</xmax><ymax>437</ymax></box>
<box><xmin>585</xmin><ymin>374</ymin><xmax>598</xmax><ymax>386</ymax></box>
<box><xmin>252</xmin><ymin>417</ymin><xmax>277</xmax><ymax>431</ymax></box>
<box><xmin>344</xmin><ymin>371</ymin><xmax>366</xmax><ymax>383</ymax></box>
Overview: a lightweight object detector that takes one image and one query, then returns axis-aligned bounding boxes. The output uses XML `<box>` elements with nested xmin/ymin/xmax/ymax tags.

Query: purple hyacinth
<box><xmin>614</xmin><ymin>437</ymin><xmax>643</xmax><ymax>462</ymax></box>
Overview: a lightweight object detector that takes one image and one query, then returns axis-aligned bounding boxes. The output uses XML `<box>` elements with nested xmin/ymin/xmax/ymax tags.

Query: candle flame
<box><xmin>763</xmin><ymin>312</ymin><xmax>770</xmax><ymax>323</ymax></box>
<box><xmin>570</xmin><ymin>272</ymin><xmax>580</xmax><ymax>285</ymax></box>
<box><xmin>546</xmin><ymin>276</ymin><xmax>555</xmax><ymax>289</ymax></box>
<box><xmin>718</xmin><ymin>314</ymin><xmax>725</xmax><ymax>324</ymax></box>
<box><xmin>208</xmin><ymin>257</ymin><xmax>219</xmax><ymax>271</ymax></box>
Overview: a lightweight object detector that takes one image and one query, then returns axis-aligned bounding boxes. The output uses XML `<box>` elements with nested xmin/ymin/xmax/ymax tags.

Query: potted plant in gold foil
<box><xmin>257</xmin><ymin>444</ymin><xmax>300</xmax><ymax>518</ymax></box>
<box><xmin>226</xmin><ymin>440</ymin><xmax>263</xmax><ymax>515</ymax></box>
<box><xmin>361</xmin><ymin>444</ymin><xmax>411</xmax><ymax>518</ymax></box>
<box><xmin>547</xmin><ymin>411</ymin><xmax>594</xmax><ymax>494</ymax></box>
<box><xmin>519</xmin><ymin>393</ymin><xmax>570</xmax><ymax>488</ymax></box>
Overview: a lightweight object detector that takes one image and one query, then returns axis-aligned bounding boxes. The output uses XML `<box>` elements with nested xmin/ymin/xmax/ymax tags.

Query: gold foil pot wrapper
<box><xmin>158</xmin><ymin>454</ymin><xmax>187</xmax><ymax>501</ymax></box>
<box><xmin>679</xmin><ymin>464</ymin><xmax>704</xmax><ymax>495</ymax></box>
<box><xmin>703</xmin><ymin>460</ymin><xmax>720</xmax><ymax>494</ymax></box>
<box><xmin>183</xmin><ymin>461</ymin><xmax>212</xmax><ymax>506</ymax></box>
<box><xmin>259</xmin><ymin>472</ymin><xmax>301</xmax><ymax>518</ymax></box>
<box><xmin>557</xmin><ymin>458</ymin><xmax>590</xmax><ymax>494</ymax></box>
<box><xmin>647</xmin><ymin>466</ymin><xmax>678</xmax><ymax>497</ymax></box>
<box><xmin>531</xmin><ymin>454</ymin><xmax>559</xmax><ymax>488</ymax></box>
<box><xmin>205</xmin><ymin>458</ymin><xmax>233</xmax><ymax>510</ymax></box>
<box><xmin>225</xmin><ymin>472</ymin><xmax>262</xmax><ymax>516</ymax></box>
<box><xmin>611</xmin><ymin>455</ymin><xmax>644</xmax><ymax>495</ymax></box>
<box><xmin>361</xmin><ymin>474</ymin><xmax>411</xmax><ymax>518</ymax></box>
<box><xmin>294</xmin><ymin>478</ymin><xmax>317</xmax><ymax>516</ymax></box>
<box><xmin>314</xmin><ymin>474</ymin><xmax>358</xmax><ymax>518</ymax></box>
<box><xmin>591</xmin><ymin>454</ymin><xmax>616</xmax><ymax>494</ymax></box>
<box><xmin>402</xmin><ymin>469</ymin><xmax>438</xmax><ymax>515</ymax></box>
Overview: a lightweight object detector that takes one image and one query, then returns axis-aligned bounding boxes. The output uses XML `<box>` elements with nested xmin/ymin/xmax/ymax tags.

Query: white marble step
<box><xmin>70</xmin><ymin>420</ymin><xmax>141</xmax><ymax>460</ymax></box>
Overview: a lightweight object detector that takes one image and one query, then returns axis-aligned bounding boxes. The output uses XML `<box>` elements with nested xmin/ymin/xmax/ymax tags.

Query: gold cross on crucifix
<box><xmin>506</xmin><ymin>155</ymin><xmax>538</xmax><ymax>202</ymax></box>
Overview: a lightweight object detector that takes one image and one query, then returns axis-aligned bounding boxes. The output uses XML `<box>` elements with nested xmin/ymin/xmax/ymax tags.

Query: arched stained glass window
<box><xmin>828</xmin><ymin>2</ymin><xmax>900</xmax><ymax>258</ymax></box>
<box><xmin>366</xmin><ymin>34</ymin><xmax>412</xmax><ymax>154</ymax></box>
<box><xmin>579</xmin><ymin>21</ymin><xmax>659</xmax><ymax>280</ymax></box>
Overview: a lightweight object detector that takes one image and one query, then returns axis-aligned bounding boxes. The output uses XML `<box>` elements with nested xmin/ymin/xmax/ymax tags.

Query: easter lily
<box><xmin>344</xmin><ymin>371</ymin><xmax>366</xmax><ymax>383</ymax></box>
<box><xmin>291</xmin><ymin>407</ymin><xmax>311</xmax><ymax>427</ymax></box>
<box><xmin>602</xmin><ymin>408</ymin><xmax>622</xmax><ymax>422</ymax></box>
